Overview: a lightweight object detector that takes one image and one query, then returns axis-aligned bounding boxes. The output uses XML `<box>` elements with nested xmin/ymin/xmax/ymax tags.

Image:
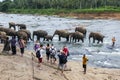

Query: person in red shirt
<box><xmin>62</xmin><ymin>45</ymin><xmax>69</xmax><ymax>56</ymax></box>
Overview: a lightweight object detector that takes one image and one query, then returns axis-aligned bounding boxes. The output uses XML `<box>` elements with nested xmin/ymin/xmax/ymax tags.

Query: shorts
<box><xmin>20</xmin><ymin>48</ymin><xmax>24</xmax><ymax>54</ymax></box>
<box><xmin>83</xmin><ymin>64</ymin><xmax>86</xmax><ymax>68</ymax></box>
<box><xmin>38</xmin><ymin>58</ymin><xmax>42</xmax><ymax>63</ymax></box>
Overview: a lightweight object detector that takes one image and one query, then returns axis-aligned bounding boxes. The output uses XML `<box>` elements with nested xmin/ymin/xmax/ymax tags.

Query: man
<box><xmin>82</xmin><ymin>54</ymin><xmax>88</xmax><ymax>74</ymax></box>
<box><xmin>112</xmin><ymin>37</ymin><xmax>116</xmax><ymax>47</ymax></box>
<box><xmin>10</xmin><ymin>36</ymin><xmax>16</xmax><ymax>55</ymax></box>
<box><xmin>18</xmin><ymin>37</ymin><xmax>26</xmax><ymax>57</ymax></box>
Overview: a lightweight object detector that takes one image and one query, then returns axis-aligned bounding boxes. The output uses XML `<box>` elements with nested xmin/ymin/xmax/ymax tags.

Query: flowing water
<box><xmin>0</xmin><ymin>13</ymin><xmax>120</xmax><ymax>69</ymax></box>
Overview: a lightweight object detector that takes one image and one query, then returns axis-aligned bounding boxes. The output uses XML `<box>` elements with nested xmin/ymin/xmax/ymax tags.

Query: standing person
<box><xmin>82</xmin><ymin>54</ymin><xmax>88</xmax><ymax>74</ymax></box>
<box><xmin>18</xmin><ymin>37</ymin><xmax>26</xmax><ymax>57</ymax></box>
<box><xmin>34</xmin><ymin>40</ymin><xmax>40</xmax><ymax>52</ymax></box>
<box><xmin>10</xmin><ymin>36</ymin><xmax>17</xmax><ymax>55</ymax></box>
<box><xmin>62</xmin><ymin>45</ymin><xmax>69</xmax><ymax>56</ymax></box>
<box><xmin>50</xmin><ymin>44</ymin><xmax>57</xmax><ymax>64</ymax></box>
<box><xmin>36</xmin><ymin>44</ymin><xmax>44</xmax><ymax>69</ymax></box>
<box><xmin>2</xmin><ymin>37</ymin><xmax>11</xmax><ymax>54</ymax></box>
<box><xmin>112</xmin><ymin>36</ymin><xmax>116</xmax><ymax>47</ymax></box>
<box><xmin>58</xmin><ymin>50</ymin><xmax>67</xmax><ymax>73</ymax></box>
<box><xmin>46</xmin><ymin>43</ymin><xmax>51</xmax><ymax>62</ymax></box>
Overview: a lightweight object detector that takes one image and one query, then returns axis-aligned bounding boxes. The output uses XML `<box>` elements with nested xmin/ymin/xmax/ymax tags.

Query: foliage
<box><xmin>0</xmin><ymin>0</ymin><xmax>120</xmax><ymax>13</ymax></box>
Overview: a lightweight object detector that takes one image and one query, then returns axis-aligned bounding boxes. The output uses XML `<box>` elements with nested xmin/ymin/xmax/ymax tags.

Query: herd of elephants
<box><xmin>0</xmin><ymin>22</ymin><xmax>104</xmax><ymax>44</ymax></box>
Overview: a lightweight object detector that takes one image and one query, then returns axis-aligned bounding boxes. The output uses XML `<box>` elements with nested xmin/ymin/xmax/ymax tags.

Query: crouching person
<box><xmin>58</xmin><ymin>50</ymin><xmax>67</xmax><ymax>73</ymax></box>
<box><xmin>36</xmin><ymin>44</ymin><xmax>44</xmax><ymax>70</ymax></box>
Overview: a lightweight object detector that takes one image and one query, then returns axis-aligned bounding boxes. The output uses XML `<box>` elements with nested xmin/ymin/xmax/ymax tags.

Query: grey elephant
<box><xmin>0</xmin><ymin>27</ymin><xmax>16</xmax><ymax>37</ymax></box>
<box><xmin>16</xmin><ymin>31</ymin><xmax>28</xmax><ymax>42</ymax></box>
<box><xmin>70</xmin><ymin>31</ymin><xmax>84</xmax><ymax>43</ymax></box>
<box><xmin>89</xmin><ymin>32</ymin><xmax>104</xmax><ymax>44</ymax></box>
<box><xmin>9</xmin><ymin>22</ymin><xmax>16</xmax><ymax>30</ymax></box>
<box><xmin>18</xmin><ymin>29</ymin><xmax>32</xmax><ymax>41</ymax></box>
<box><xmin>0</xmin><ymin>31</ymin><xmax>7</xmax><ymax>43</ymax></box>
<box><xmin>44</xmin><ymin>35</ymin><xmax>53</xmax><ymax>41</ymax></box>
<box><xmin>16</xmin><ymin>23</ymin><xmax>26</xmax><ymax>30</ymax></box>
<box><xmin>33</xmin><ymin>30</ymin><xmax>48</xmax><ymax>41</ymax></box>
<box><xmin>4</xmin><ymin>28</ymin><xmax>17</xmax><ymax>37</ymax></box>
<box><xmin>53</xmin><ymin>30</ymin><xmax>70</xmax><ymax>41</ymax></box>
<box><xmin>0</xmin><ymin>27</ymin><xmax>6</xmax><ymax>32</ymax></box>
<box><xmin>75</xmin><ymin>26</ymin><xmax>87</xmax><ymax>37</ymax></box>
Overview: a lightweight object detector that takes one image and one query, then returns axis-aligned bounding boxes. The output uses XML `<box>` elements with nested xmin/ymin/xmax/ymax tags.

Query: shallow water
<box><xmin>0</xmin><ymin>13</ymin><xmax>120</xmax><ymax>69</ymax></box>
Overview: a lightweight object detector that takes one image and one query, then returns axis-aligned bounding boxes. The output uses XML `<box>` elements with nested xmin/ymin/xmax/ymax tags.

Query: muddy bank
<box><xmin>58</xmin><ymin>12</ymin><xmax>120</xmax><ymax>19</ymax></box>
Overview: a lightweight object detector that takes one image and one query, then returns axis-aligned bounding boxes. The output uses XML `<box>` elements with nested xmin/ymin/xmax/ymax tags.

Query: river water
<box><xmin>0</xmin><ymin>13</ymin><xmax>120</xmax><ymax>69</ymax></box>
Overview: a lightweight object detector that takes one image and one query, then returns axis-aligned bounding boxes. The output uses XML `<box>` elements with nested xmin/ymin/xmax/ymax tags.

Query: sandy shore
<box><xmin>0</xmin><ymin>44</ymin><xmax>120</xmax><ymax>80</ymax></box>
<box><xmin>58</xmin><ymin>13</ymin><xmax>120</xmax><ymax>20</ymax></box>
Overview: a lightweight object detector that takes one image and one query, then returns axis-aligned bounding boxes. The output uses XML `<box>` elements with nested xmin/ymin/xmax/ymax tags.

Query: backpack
<box><xmin>36</xmin><ymin>50</ymin><xmax>41</xmax><ymax>58</ymax></box>
<box><xmin>61</xmin><ymin>54</ymin><xmax>67</xmax><ymax>64</ymax></box>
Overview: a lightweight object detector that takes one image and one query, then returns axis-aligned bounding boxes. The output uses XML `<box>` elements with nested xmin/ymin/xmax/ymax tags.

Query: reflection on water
<box><xmin>0</xmin><ymin>13</ymin><xmax>120</xmax><ymax>69</ymax></box>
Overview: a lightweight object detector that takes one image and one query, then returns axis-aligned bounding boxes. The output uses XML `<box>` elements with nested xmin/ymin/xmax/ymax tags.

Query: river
<box><xmin>0</xmin><ymin>13</ymin><xmax>120</xmax><ymax>69</ymax></box>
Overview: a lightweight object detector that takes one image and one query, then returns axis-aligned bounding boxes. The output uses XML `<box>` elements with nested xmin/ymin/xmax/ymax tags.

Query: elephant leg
<box><xmin>59</xmin><ymin>36</ymin><xmax>61</xmax><ymax>41</ymax></box>
<box><xmin>81</xmin><ymin>38</ymin><xmax>84</xmax><ymax>43</ymax></box>
<box><xmin>37</xmin><ymin>36</ymin><xmax>39</xmax><ymax>41</ymax></box>
<box><xmin>97</xmin><ymin>40</ymin><xmax>100</xmax><ymax>44</ymax></box>
<box><xmin>75</xmin><ymin>39</ymin><xmax>76</xmax><ymax>43</ymax></box>
<box><xmin>66</xmin><ymin>37</ymin><xmax>69</xmax><ymax>42</ymax></box>
<box><xmin>93</xmin><ymin>39</ymin><xmax>95</xmax><ymax>43</ymax></box>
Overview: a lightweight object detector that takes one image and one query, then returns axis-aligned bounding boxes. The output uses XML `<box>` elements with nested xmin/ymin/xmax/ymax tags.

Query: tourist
<box><xmin>46</xmin><ymin>43</ymin><xmax>51</xmax><ymax>62</ymax></box>
<box><xmin>58</xmin><ymin>50</ymin><xmax>67</xmax><ymax>73</ymax></box>
<box><xmin>50</xmin><ymin>44</ymin><xmax>57</xmax><ymax>64</ymax></box>
<box><xmin>36</xmin><ymin>44</ymin><xmax>44</xmax><ymax>69</ymax></box>
<box><xmin>112</xmin><ymin>36</ymin><xmax>116</xmax><ymax>47</ymax></box>
<box><xmin>2</xmin><ymin>37</ymin><xmax>10</xmax><ymax>54</ymax></box>
<box><xmin>10</xmin><ymin>36</ymin><xmax>17</xmax><ymax>55</ymax></box>
<box><xmin>18</xmin><ymin>37</ymin><xmax>26</xmax><ymax>57</ymax></box>
<box><xmin>34</xmin><ymin>40</ymin><xmax>40</xmax><ymax>52</ymax></box>
<box><xmin>82</xmin><ymin>54</ymin><xmax>88</xmax><ymax>74</ymax></box>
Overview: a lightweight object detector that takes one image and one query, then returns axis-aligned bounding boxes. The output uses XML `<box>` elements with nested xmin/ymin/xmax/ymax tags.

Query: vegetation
<box><xmin>0</xmin><ymin>0</ymin><xmax>120</xmax><ymax>14</ymax></box>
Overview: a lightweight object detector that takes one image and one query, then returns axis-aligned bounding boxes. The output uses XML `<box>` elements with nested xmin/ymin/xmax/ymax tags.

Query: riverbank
<box><xmin>58</xmin><ymin>12</ymin><xmax>120</xmax><ymax>20</ymax></box>
<box><xmin>7</xmin><ymin>8</ymin><xmax>120</xmax><ymax>20</ymax></box>
<box><xmin>0</xmin><ymin>44</ymin><xmax>120</xmax><ymax>80</ymax></box>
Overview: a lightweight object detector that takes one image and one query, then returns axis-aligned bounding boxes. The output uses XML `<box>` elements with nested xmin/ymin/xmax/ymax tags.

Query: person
<box><xmin>62</xmin><ymin>45</ymin><xmax>69</xmax><ymax>56</ymax></box>
<box><xmin>82</xmin><ymin>54</ymin><xmax>88</xmax><ymax>74</ymax></box>
<box><xmin>58</xmin><ymin>50</ymin><xmax>67</xmax><ymax>73</ymax></box>
<box><xmin>2</xmin><ymin>37</ymin><xmax>11</xmax><ymax>54</ymax></box>
<box><xmin>46</xmin><ymin>43</ymin><xmax>51</xmax><ymax>62</ymax></box>
<box><xmin>36</xmin><ymin>44</ymin><xmax>44</xmax><ymax>69</ymax></box>
<box><xmin>18</xmin><ymin>37</ymin><xmax>26</xmax><ymax>57</ymax></box>
<box><xmin>112</xmin><ymin>37</ymin><xmax>116</xmax><ymax>47</ymax></box>
<box><xmin>10</xmin><ymin>36</ymin><xmax>17</xmax><ymax>55</ymax></box>
<box><xmin>34</xmin><ymin>40</ymin><xmax>40</xmax><ymax>52</ymax></box>
<box><xmin>62</xmin><ymin>45</ymin><xmax>69</xmax><ymax>69</ymax></box>
<box><xmin>50</xmin><ymin>44</ymin><xmax>57</xmax><ymax>64</ymax></box>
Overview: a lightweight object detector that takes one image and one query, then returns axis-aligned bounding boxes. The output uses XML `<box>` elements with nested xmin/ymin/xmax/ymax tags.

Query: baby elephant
<box><xmin>44</xmin><ymin>35</ymin><xmax>53</xmax><ymax>41</ymax></box>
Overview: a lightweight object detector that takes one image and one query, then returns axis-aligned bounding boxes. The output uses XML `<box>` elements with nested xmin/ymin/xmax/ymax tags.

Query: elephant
<box><xmin>18</xmin><ymin>29</ymin><xmax>32</xmax><ymax>41</ymax></box>
<box><xmin>9</xmin><ymin>22</ymin><xmax>16</xmax><ymax>30</ymax></box>
<box><xmin>0</xmin><ymin>27</ymin><xmax>16</xmax><ymax>37</ymax></box>
<box><xmin>75</xmin><ymin>26</ymin><xmax>87</xmax><ymax>37</ymax></box>
<box><xmin>53</xmin><ymin>30</ymin><xmax>70</xmax><ymax>41</ymax></box>
<box><xmin>4</xmin><ymin>28</ymin><xmax>17</xmax><ymax>37</ymax></box>
<box><xmin>16</xmin><ymin>31</ymin><xmax>28</xmax><ymax>42</ymax></box>
<box><xmin>16</xmin><ymin>24</ymin><xmax>26</xmax><ymax>30</ymax></box>
<box><xmin>0</xmin><ymin>31</ymin><xmax>7</xmax><ymax>43</ymax></box>
<box><xmin>70</xmin><ymin>31</ymin><xmax>84</xmax><ymax>43</ymax></box>
<box><xmin>33</xmin><ymin>30</ymin><xmax>48</xmax><ymax>41</ymax></box>
<box><xmin>89</xmin><ymin>32</ymin><xmax>104</xmax><ymax>44</ymax></box>
<box><xmin>9</xmin><ymin>22</ymin><xmax>26</xmax><ymax>30</ymax></box>
<box><xmin>44</xmin><ymin>35</ymin><xmax>53</xmax><ymax>41</ymax></box>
